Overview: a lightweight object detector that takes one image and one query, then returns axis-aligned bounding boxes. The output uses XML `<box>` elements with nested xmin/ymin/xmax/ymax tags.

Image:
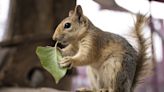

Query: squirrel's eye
<box><xmin>64</xmin><ymin>23</ymin><xmax>71</xmax><ymax>29</ymax></box>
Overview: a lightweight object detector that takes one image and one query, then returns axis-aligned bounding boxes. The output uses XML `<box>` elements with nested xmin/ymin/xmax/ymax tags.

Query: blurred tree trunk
<box><xmin>0</xmin><ymin>0</ymin><xmax>76</xmax><ymax>90</ymax></box>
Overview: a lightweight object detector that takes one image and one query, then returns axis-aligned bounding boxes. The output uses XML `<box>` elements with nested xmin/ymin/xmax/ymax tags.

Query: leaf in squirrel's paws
<box><xmin>36</xmin><ymin>42</ymin><xmax>67</xmax><ymax>84</ymax></box>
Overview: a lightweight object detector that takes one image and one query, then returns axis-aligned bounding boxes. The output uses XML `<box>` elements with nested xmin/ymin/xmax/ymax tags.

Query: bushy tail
<box><xmin>131</xmin><ymin>14</ymin><xmax>153</xmax><ymax>90</ymax></box>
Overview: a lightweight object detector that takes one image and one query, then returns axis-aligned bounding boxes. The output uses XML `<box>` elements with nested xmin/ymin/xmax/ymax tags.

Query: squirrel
<box><xmin>52</xmin><ymin>5</ymin><xmax>152</xmax><ymax>92</ymax></box>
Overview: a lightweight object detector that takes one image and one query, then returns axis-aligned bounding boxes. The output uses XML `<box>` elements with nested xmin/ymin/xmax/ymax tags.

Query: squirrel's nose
<box><xmin>53</xmin><ymin>35</ymin><xmax>61</xmax><ymax>42</ymax></box>
<box><xmin>52</xmin><ymin>34</ymin><xmax>57</xmax><ymax>41</ymax></box>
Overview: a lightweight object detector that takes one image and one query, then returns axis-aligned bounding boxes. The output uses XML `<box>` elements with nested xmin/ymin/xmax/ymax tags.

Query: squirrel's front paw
<box><xmin>59</xmin><ymin>56</ymin><xmax>73</xmax><ymax>69</ymax></box>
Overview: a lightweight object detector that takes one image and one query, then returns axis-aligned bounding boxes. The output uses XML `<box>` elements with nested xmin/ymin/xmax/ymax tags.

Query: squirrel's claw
<box><xmin>59</xmin><ymin>56</ymin><xmax>73</xmax><ymax>69</ymax></box>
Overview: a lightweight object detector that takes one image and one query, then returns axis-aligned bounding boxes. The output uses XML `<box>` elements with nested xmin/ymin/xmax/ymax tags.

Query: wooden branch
<box><xmin>150</xmin><ymin>16</ymin><xmax>159</xmax><ymax>92</ymax></box>
<box><xmin>150</xmin><ymin>18</ymin><xmax>164</xmax><ymax>42</ymax></box>
<box><xmin>0</xmin><ymin>32</ymin><xmax>53</xmax><ymax>47</ymax></box>
<box><xmin>153</xmin><ymin>28</ymin><xmax>164</xmax><ymax>42</ymax></box>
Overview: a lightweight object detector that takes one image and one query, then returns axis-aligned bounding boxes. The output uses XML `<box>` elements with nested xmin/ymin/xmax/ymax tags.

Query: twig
<box><xmin>0</xmin><ymin>32</ymin><xmax>53</xmax><ymax>47</ymax></box>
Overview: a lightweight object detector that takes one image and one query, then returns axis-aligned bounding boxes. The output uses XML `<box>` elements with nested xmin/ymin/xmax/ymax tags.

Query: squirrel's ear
<box><xmin>74</xmin><ymin>5</ymin><xmax>83</xmax><ymax>17</ymax></box>
<box><xmin>74</xmin><ymin>5</ymin><xmax>84</xmax><ymax>23</ymax></box>
<box><xmin>69</xmin><ymin>10</ymin><xmax>74</xmax><ymax>16</ymax></box>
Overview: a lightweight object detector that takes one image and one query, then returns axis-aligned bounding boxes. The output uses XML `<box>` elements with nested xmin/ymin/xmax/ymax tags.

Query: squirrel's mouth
<box><xmin>58</xmin><ymin>40</ymin><xmax>69</xmax><ymax>45</ymax></box>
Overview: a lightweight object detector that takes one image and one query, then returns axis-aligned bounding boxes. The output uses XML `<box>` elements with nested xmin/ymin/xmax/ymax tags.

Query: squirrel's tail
<box><xmin>131</xmin><ymin>14</ymin><xmax>152</xmax><ymax>90</ymax></box>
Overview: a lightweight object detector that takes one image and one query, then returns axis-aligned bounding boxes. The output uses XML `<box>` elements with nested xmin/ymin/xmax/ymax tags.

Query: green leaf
<box><xmin>36</xmin><ymin>42</ymin><xmax>67</xmax><ymax>84</ymax></box>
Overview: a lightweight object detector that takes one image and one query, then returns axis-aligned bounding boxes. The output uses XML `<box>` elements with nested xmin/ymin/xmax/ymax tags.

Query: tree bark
<box><xmin>0</xmin><ymin>0</ymin><xmax>76</xmax><ymax>91</ymax></box>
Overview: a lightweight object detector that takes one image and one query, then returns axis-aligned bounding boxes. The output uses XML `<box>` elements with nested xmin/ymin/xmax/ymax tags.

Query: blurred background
<box><xmin>0</xmin><ymin>0</ymin><xmax>163</xmax><ymax>92</ymax></box>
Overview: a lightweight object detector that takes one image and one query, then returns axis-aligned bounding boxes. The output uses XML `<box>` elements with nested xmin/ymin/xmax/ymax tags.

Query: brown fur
<box><xmin>131</xmin><ymin>14</ymin><xmax>152</xmax><ymax>90</ymax></box>
<box><xmin>53</xmin><ymin>5</ymin><xmax>152</xmax><ymax>92</ymax></box>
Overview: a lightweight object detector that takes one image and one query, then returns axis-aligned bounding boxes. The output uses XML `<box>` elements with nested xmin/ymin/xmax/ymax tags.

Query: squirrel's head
<box><xmin>52</xmin><ymin>5</ymin><xmax>88</xmax><ymax>45</ymax></box>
